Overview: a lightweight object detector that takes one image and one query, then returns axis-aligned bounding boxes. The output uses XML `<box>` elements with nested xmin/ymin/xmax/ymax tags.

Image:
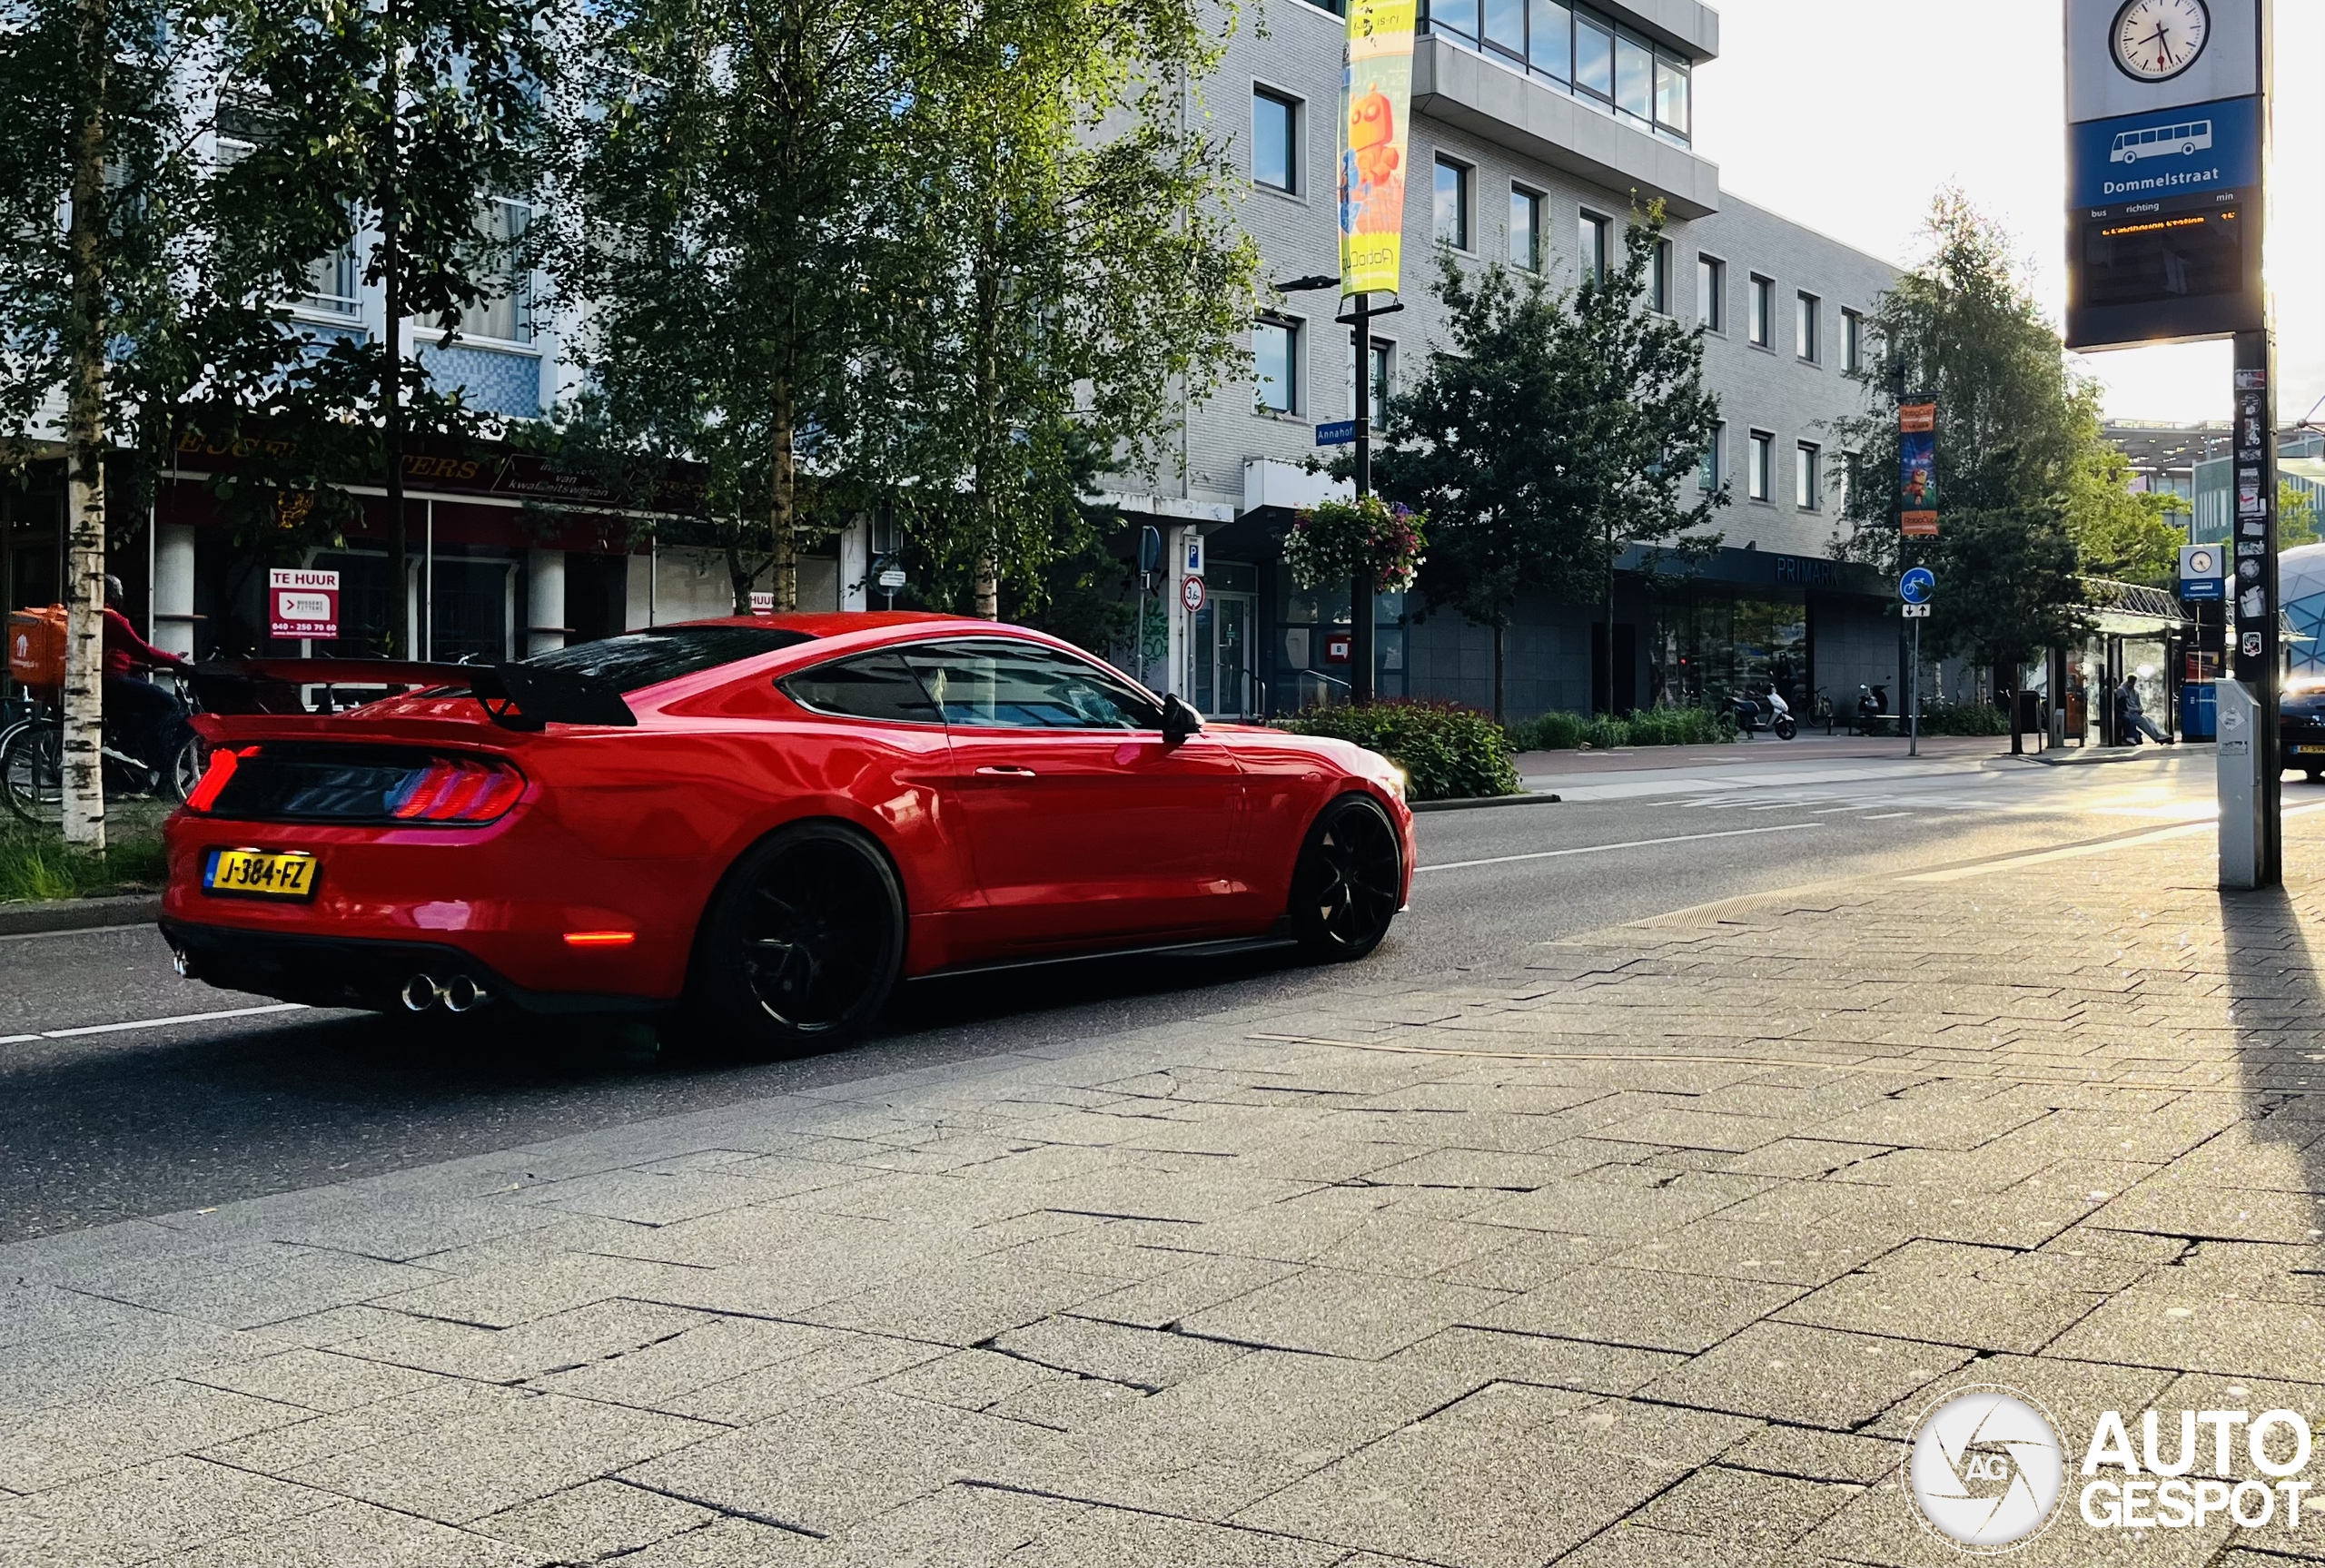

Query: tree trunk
<box><xmin>381</xmin><ymin>0</ymin><xmax>406</xmax><ymax>657</ymax></box>
<box><xmin>725</xmin><ymin>538</ymin><xmax>750</xmax><ymax>615</ymax></box>
<box><xmin>61</xmin><ymin>0</ymin><xmax>109</xmax><ymax>849</ymax></box>
<box><xmin>770</xmin><ymin>372</ymin><xmax>796</xmax><ymax>610</ymax></box>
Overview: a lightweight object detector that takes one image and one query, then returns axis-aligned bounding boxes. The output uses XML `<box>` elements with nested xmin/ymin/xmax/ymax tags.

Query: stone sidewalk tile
<box><xmin>1174</xmin><ymin>1264</ymin><xmax>1510</xmax><ymax>1360</ymax></box>
<box><xmin>155</xmin><ymin>1497</ymin><xmax>545</xmax><ymax>1568</ymax></box>
<box><xmin>0</xmin><ymin>1375</ymin><xmax>308</xmax><ymax>1493</ymax></box>
<box><xmin>476</xmin><ymin>1477</ymin><xmax>721</xmax><ymax>1561</ymax></box>
<box><xmin>0</xmin><ymin>1455</ymin><xmax>331</xmax><ymax>1568</ymax></box>
<box><xmin>1476</xmin><ymin>1262</ymin><xmax>1798</xmax><ymax>1353</ymax></box>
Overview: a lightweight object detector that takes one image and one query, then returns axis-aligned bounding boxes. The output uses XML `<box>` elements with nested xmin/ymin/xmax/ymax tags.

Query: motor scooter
<box><xmin>1732</xmin><ymin>687</ymin><xmax>1797</xmax><ymax>740</ymax></box>
<box><xmin>1855</xmin><ymin>684</ymin><xmax>1890</xmax><ymax>732</ymax></box>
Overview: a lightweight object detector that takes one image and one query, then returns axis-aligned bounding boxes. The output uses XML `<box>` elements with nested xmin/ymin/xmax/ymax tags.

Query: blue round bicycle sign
<box><xmin>1900</xmin><ymin>567</ymin><xmax>1935</xmax><ymax>605</ymax></box>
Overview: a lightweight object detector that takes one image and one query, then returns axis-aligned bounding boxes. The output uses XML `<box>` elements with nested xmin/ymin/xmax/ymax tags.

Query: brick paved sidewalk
<box><xmin>9</xmin><ymin>825</ymin><xmax>2325</xmax><ymax>1566</ymax></box>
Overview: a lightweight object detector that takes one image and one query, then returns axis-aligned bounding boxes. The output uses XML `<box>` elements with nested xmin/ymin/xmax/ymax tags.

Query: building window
<box><xmin>1530</xmin><ymin>0</ymin><xmax>1572</xmax><ymax>83</ymax></box>
<box><xmin>1697</xmin><ymin>255</ymin><xmax>1724</xmax><ymax>331</ymax></box>
<box><xmin>458</xmin><ymin>198</ymin><xmax>532</xmax><ymax>343</ymax></box>
<box><xmin>1748</xmin><ymin>430</ymin><xmax>1773</xmax><ymax>501</ymax></box>
<box><xmin>1699</xmin><ymin>423</ymin><xmax>1722</xmax><ymax>491</ymax></box>
<box><xmin>1796</xmin><ymin>442</ymin><xmax>1821</xmax><ymax>509</ymax></box>
<box><xmin>1796</xmin><ymin>291</ymin><xmax>1819</xmax><ymax>362</ymax></box>
<box><xmin>1434</xmin><ymin>157</ymin><xmax>1471</xmax><ymax>249</ymax></box>
<box><xmin>1654</xmin><ymin>52</ymin><xmax>1690</xmax><ymax>136</ymax></box>
<box><xmin>1844</xmin><ymin>308</ymin><xmax>1865</xmax><ymax>373</ymax></box>
<box><xmin>1510</xmin><ymin>186</ymin><xmax>1542</xmax><ymax>271</ymax></box>
<box><xmin>1573</xmin><ymin>9</ymin><xmax>1613</xmax><ymax>99</ymax></box>
<box><xmin>1649</xmin><ymin>238</ymin><xmax>1671</xmax><ymax>313</ymax></box>
<box><xmin>1254</xmin><ymin>317</ymin><xmax>1298</xmax><ymax>413</ymax></box>
<box><xmin>1748</xmin><ymin>274</ymin><xmax>1774</xmax><ymax>348</ymax></box>
<box><xmin>1252</xmin><ymin>88</ymin><xmax>1299</xmax><ymax>193</ymax></box>
<box><xmin>1432</xmin><ymin>0</ymin><xmax>1479</xmax><ymax>43</ymax></box>
<box><xmin>1579</xmin><ymin>210</ymin><xmax>1609</xmax><ymax>282</ymax></box>
<box><xmin>1348</xmin><ymin>337</ymin><xmax>1393</xmax><ymax>415</ymax></box>
<box><xmin>1614</xmin><ymin>32</ymin><xmax>1652</xmax><ymax>122</ymax></box>
<box><xmin>1483</xmin><ymin>0</ymin><xmax>1524</xmax><ymax>60</ymax></box>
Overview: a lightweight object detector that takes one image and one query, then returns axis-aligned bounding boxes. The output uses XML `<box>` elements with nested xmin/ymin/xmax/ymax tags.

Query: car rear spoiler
<box><xmin>193</xmin><ymin>658</ymin><xmax>636</xmax><ymax>731</ymax></box>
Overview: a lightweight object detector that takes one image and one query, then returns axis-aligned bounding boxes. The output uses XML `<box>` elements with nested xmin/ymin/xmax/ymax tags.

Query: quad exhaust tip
<box><xmin>401</xmin><ymin>973</ymin><xmax>490</xmax><ymax>1013</ymax></box>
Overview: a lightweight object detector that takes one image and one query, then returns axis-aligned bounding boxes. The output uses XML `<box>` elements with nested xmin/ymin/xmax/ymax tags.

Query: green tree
<box><xmin>212</xmin><ymin>0</ymin><xmax>551</xmax><ymax>651</ymax></box>
<box><xmin>1372</xmin><ymin>211</ymin><xmax>1721</xmax><ymax>718</ymax></box>
<box><xmin>550</xmin><ymin>0</ymin><xmax>926</xmax><ymax>614</ymax></box>
<box><xmin>0</xmin><ymin>0</ymin><xmax>213</xmax><ymax>843</ymax></box>
<box><xmin>2064</xmin><ymin>434</ymin><xmax>2186</xmax><ymax>587</ymax></box>
<box><xmin>878</xmin><ymin>0</ymin><xmax>1257</xmax><ymax>619</ymax></box>
<box><xmin>1834</xmin><ymin>190</ymin><xmax>2089</xmax><ymax>682</ymax></box>
<box><xmin>2280</xmin><ymin>480</ymin><xmax>2319</xmax><ymax>550</ymax></box>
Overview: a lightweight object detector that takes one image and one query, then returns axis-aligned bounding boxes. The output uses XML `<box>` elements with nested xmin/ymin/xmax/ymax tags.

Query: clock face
<box><xmin>2112</xmin><ymin>0</ymin><xmax>2210</xmax><ymax>83</ymax></box>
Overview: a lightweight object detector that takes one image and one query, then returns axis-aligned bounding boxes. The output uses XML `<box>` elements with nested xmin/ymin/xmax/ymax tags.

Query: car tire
<box><xmin>680</xmin><ymin>821</ymin><xmax>905</xmax><ymax>1055</ymax></box>
<box><xmin>1289</xmin><ymin>793</ymin><xmax>1403</xmax><ymax>963</ymax></box>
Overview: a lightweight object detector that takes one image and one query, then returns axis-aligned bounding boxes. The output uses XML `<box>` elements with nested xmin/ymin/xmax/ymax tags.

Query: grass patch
<box><xmin>0</xmin><ymin>819</ymin><xmax>168</xmax><ymax>904</ymax></box>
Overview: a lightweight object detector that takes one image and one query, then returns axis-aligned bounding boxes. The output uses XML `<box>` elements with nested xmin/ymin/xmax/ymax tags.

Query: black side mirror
<box><xmin>1161</xmin><ymin>692</ymin><xmax>1204</xmax><ymax>745</ymax></box>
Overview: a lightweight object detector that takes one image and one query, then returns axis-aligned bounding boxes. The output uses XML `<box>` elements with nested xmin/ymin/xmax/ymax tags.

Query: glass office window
<box><xmin>1650</xmin><ymin>238</ymin><xmax>1671</xmax><ymax>313</ymax></box>
<box><xmin>1434</xmin><ymin>157</ymin><xmax>1470</xmax><ymax>249</ymax></box>
<box><xmin>1433</xmin><ymin>0</ymin><xmax>1479</xmax><ymax>39</ymax></box>
<box><xmin>1254</xmin><ymin>319</ymin><xmax>1297</xmax><ymax>412</ymax></box>
<box><xmin>1529</xmin><ymin>0</ymin><xmax>1571</xmax><ymax>82</ymax></box>
<box><xmin>1510</xmin><ymin>187</ymin><xmax>1542</xmax><ymax>271</ymax></box>
<box><xmin>1614</xmin><ymin>34</ymin><xmax>1652</xmax><ymax>120</ymax></box>
<box><xmin>1573</xmin><ymin>11</ymin><xmax>1612</xmax><ymax>99</ymax></box>
<box><xmin>1699</xmin><ymin>423</ymin><xmax>1722</xmax><ymax>491</ymax></box>
<box><xmin>1796</xmin><ymin>442</ymin><xmax>1820</xmax><ymax>508</ymax></box>
<box><xmin>1252</xmin><ymin>90</ymin><xmax>1297</xmax><ymax>192</ymax></box>
<box><xmin>1697</xmin><ymin>255</ymin><xmax>1723</xmax><ymax>330</ymax></box>
<box><xmin>1796</xmin><ymin>291</ymin><xmax>1818</xmax><ymax>361</ymax></box>
<box><xmin>1483</xmin><ymin>0</ymin><xmax>1525</xmax><ymax>58</ymax></box>
<box><xmin>1748</xmin><ymin>431</ymin><xmax>1772</xmax><ymax>500</ymax></box>
<box><xmin>1654</xmin><ymin>53</ymin><xmax>1690</xmax><ymax>136</ymax></box>
<box><xmin>1749</xmin><ymin>275</ymin><xmax>1774</xmax><ymax>347</ymax></box>
<box><xmin>1844</xmin><ymin>309</ymin><xmax>1865</xmax><ymax>372</ymax></box>
<box><xmin>1346</xmin><ymin>337</ymin><xmax>1392</xmax><ymax>414</ymax></box>
<box><xmin>1580</xmin><ymin>211</ymin><xmax>1609</xmax><ymax>281</ymax></box>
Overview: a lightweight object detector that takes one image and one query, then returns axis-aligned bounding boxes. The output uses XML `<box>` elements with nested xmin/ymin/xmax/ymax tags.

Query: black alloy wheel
<box><xmin>684</xmin><ymin>821</ymin><xmax>905</xmax><ymax>1054</ymax></box>
<box><xmin>1291</xmin><ymin>793</ymin><xmax>1402</xmax><ymax>962</ymax></box>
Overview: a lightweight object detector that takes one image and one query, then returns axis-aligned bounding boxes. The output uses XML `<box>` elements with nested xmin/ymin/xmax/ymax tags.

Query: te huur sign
<box><xmin>2063</xmin><ymin>0</ymin><xmax>2269</xmax><ymax>350</ymax></box>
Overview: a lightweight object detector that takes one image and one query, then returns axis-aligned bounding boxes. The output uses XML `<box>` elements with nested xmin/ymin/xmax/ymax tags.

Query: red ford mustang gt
<box><xmin>161</xmin><ymin>613</ymin><xmax>1414</xmax><ymax>1048</ymax></box>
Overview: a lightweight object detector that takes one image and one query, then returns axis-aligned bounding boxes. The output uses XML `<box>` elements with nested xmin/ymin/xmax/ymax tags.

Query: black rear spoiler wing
<box><xmin>193</xmin><ymin>658</ymin><xmax>636</xmax><ymax>731</ymax></box>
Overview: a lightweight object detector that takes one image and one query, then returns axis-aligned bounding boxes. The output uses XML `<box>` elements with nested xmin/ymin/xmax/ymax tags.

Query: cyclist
<box><xmin>102</xmin><ymin>575</ymin><xmax>194</xmax><ymax>770</ymax></box>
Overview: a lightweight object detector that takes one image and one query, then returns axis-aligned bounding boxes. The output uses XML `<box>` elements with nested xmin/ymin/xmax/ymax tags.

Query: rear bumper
<box><xmin>159</xmin><ymin>920</ymin><xmax>666</xmax><ymax>1015</ymax></box>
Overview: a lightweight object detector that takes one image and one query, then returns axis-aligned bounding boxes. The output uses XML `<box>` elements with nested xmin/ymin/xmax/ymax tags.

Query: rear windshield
<box><xmin>519</xmin><ymin>625</ymin><xmax>816</xmax><ymax>693</ymax></box>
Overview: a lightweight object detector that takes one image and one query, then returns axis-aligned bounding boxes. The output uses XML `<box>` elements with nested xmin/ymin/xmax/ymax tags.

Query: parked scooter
<box><xmin>1732</xmin><ymin>685</ymin><xmax>1798</xmax><ymax>740</ymax></box>
<box><xmin>1855</xmin><ymin>684</ymin><xmax>1890</xmax><ymax>732</ymax></box>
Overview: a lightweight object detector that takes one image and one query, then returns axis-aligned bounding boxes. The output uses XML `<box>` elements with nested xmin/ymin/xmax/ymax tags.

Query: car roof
<box><xmin>665</xmin><ymin>611</ymin><xmax>988</xmax><ymax>637</ymax></box>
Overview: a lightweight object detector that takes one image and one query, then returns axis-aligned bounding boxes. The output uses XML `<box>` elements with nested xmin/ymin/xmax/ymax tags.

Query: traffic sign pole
<box><xmin>1910</xmin><ymin>615</ymin><xmax>1920</xmax><ymax>758</ymax></box>
<box><xmin>1898</xmin><ymin>569</ymin><xmax>1934</xmax><ymax>757</ymax></box>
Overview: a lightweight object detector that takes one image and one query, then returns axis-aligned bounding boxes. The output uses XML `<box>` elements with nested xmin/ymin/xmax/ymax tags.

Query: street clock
<box><xmin>2112</xmin><ymin>0</ymin><xmax>2210</xmax><ymax>83</ymax></box>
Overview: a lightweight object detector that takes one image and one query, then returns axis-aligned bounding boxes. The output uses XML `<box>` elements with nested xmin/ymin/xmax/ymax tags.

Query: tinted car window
<box><xmin>779</xmin><ymin>651</ymin><xmax>941</xmax><ymax>724</ymax></box>
<box><xmin>902</xmin><ymin>640</ymin><xmax>1162</xmax><ymax>730</ymax></box>
<box><xmin>520</xmin><ymin>626</ymin><xmax>815</xmax><ymax>693</ymax></box>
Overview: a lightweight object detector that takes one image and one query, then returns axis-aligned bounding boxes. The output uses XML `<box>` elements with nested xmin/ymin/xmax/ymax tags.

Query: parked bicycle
<box><xmin>0</xmin><ymin>672</ymin><xmax>208</xmax><ymax>826</ymax></box>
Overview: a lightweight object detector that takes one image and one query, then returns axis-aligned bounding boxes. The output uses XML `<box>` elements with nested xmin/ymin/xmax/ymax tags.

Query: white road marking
<box><xmin>1418</xmin><ymin>823</ymin><xmax>1819</xmax><ymax>873</ymax></box>
<box><xmin>1861</xmin><ymin>812</ymin><xmax>1912</xmax><ymax>820</ymax></box>
<box><xmin>16</xmin><ymin>1003</ymin><xmax>308</xmax><ymax>1043</ymax></box>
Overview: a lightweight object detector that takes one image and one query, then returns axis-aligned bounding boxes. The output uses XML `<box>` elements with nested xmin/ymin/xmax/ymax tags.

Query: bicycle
<box><xmin>0</xmin><ymin>674</ymin><xmax>209</xmax><ymax>827</ymax></box>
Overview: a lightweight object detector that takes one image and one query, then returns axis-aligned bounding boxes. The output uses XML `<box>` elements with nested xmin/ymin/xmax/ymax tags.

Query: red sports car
<box><xmin>161</xmin><ymin>613</ymin><xmax>1414</xmax><ymax>1049</ymax></box>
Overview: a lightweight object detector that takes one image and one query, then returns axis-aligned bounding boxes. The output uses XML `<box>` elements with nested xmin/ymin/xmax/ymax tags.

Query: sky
<box><xmin>1692</xmin><ymin>0</ymin><xmax>2323</xmax><ymax>429</ymax></box>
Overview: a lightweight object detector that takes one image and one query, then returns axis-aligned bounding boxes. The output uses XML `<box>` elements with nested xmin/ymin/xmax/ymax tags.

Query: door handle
<box><xmin>975</xmin><ymin>764</ymin><xmax>1037</xmax><ymax>777</ymax></box>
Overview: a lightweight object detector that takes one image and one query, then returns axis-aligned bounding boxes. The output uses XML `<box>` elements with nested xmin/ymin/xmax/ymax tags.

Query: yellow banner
<box><xmin>1339</xmin><ymin>0</ymin><xmax>1415</xmax><ymax>298</ymax></box>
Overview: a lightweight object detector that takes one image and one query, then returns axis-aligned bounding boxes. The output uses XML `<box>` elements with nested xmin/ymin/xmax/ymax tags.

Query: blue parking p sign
<box><xmin>1900</xmin><ymin>567</ymin><xmax>1935</xmax><ymax>605</ymax></box>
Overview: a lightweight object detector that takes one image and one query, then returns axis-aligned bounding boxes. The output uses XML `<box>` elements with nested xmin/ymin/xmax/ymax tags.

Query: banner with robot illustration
<box><xmin>1339</xmin><ymin>0</ymin><xmax>1415</xmax><ymax>296</ymax></box>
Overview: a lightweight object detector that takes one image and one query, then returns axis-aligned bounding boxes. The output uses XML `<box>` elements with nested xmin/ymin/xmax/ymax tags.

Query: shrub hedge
<box><xmin>1507</xmin><ymin>705</ymin><xmax>1736</xmax><ymax>752</ymax></box>
<box><xmin>1274</xmin><ymin>700</ymin><xmax>1521</xmax><ymax>802</ymax></box>
<box><xmin>1913</xmin><ymin>701</ymin><xmax>2012</xmax><ymax>736</ymax></box>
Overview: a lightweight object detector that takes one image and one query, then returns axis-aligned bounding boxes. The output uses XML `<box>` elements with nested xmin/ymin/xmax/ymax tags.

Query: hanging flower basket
<box><xmin>1282</xmin><ymin>496</ymin><xmax>1428</xmax><ymax>594</ymax></box>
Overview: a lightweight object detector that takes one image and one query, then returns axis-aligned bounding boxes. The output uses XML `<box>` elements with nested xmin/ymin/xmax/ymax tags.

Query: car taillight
<box><xmin>184</xmin><ymin>746</ymin><xmax>255</xmax><ymax>814</ymax></box>
<box><xmin>388</xmin><ymin>757</ymin><xmax>528</xmax><ymax>823</ymax></box>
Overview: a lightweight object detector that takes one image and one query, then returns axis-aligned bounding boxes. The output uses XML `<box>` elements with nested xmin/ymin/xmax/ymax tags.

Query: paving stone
<box><xmin>182</xmin><ymin>1346</ymin><xmax>448</xmax><ymax>1414</ymax></box>
<box><xmin>1478</xmin><ymin>1263</ymin><xmax>1799</xmax><ymax>1353</ymax></box>
<box><xmin>1387</xmin><ymin>1326</ymin><xmax>1685</xmax><ymax>1396</ymax></box>
<box><xmin>1776</xmin><ymin>1240</ymin><xmax>2108</xmax><ymax>1354</ymax></box>
<box><xmin>1628</xmin><ymin>1464</ymin><xmax>1863</xmax><ymax>1553</ymax></box>
<box><xmin>335</xmin><ymin>1297</ymin><xmax>715</xmax><ymax>1384</ymax></box>
<box><xmin>154</xmin><ymin>1497</ymin><xmax>543</xmax><ymax>1568</ymax></box>
<box><xmin>610</xmin><ymin>1515</ymin><xmax>826</xmax><ymax>1565</ymax></box>
<box><xmin>1236</xmin><ymin>1384</ymin><xmax>1756</xmax><ymax>1568</ymax></box>
<box><xmin>0</xmin><ymin>1456</ymin><xmax>329</xmax><ymax>1568</ymax></box>
<box><xmin>1465</xmin><ymin>1171</ymin><xmax>1772</xmax><ymax>1238</ymax></box>
<box><xmin>1177</xmin><ymin>1265</ymin><xmax>1509</xmax><ymax>1359</ymax></box>
<box><xmin>990</xmin><ymin>1314</ymin><xmax>1251</xmax><ymax>1390</ymax></box>
<box><xmin>1598</xmin><ymin>1216</ymin><xmax>1898</xmax><ymax>1288</ymax></box>
<box><xmin>1072</xmin><ymin>1252</ymin><xmax>1308</xmax><ymax>1330</ymax></box>
<box><xmin>0</xmin><ymin>1376</ymin><xmax>309</xmax><ymax>1493</ymax></box>
<box><xmin>1638</xmin><ymin>1322</ymin><xmax>1974</xmax><ymax>1430</ymax></box>
<box><xmin>49</xmin><ymin>1241</ymin><xmax>444</xmax><ymax>1331</ymax></box>
<box><xmin>530</xmin><ymin>1313</ymin><xmax>839</xmax><ymax>1408</ymax></box>
<box><xmin>476</xmin><ymin>1478</ymin><xmax>720</xmax><ymax>1561</ymax></box>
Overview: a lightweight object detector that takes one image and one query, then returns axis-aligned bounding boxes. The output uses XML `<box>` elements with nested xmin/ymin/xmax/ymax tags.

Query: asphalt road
<box><xmin>0</xmin><ymin>747</ymin><xmax>2241</xmax><ymax>1241</ymax></box>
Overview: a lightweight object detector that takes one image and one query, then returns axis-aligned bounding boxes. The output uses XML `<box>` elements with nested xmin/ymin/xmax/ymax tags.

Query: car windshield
<box><xmin>519</xmin><ymin>625</ymin><xmax>816</xmax><ymax>693</ymax></box>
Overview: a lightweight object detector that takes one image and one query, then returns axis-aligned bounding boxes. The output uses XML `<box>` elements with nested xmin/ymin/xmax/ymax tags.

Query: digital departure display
<box><xmin>2078</xmin><ymin>204</ymin><xmax>2245</xmax><ymax>308</ymax></box>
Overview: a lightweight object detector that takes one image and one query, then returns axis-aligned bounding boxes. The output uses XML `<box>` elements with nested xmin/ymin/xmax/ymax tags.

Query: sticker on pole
<box><xmin>268</xmin><ymin>567</ymin><xmax>340</xmax><ymax>640</ymax></box>
<box><xmin>1900</xmin><ymin>567</ymin><xmax>1935</xmax><ymax>606</ymax></box>
<box><xmin>1181</xmin><ymin>575</ymin><xmax>1206</xmax><ymax>613</ymax></box>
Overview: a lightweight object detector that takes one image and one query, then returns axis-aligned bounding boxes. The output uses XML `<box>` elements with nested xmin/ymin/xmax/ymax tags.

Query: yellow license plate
<box><xmin>203</xmin><ymin>848</ymin><xmax>319</xmax><ymax>901</ymax></box>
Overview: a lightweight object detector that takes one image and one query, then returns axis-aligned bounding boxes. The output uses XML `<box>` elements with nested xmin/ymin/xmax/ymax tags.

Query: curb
<box><xmin>1411</xmin><ymin>792</ymin><xmax>1563</xmax><ymax>814</ymax></box>
<box><xmin>2023</xmin><ymin>746</ymin><xmax>2189</xmax><ymax>767</ymax></box>
<box><xmin>0</xmin><ymin>893</ymin><xmax>162</xmax><ymax>937</ymax></box>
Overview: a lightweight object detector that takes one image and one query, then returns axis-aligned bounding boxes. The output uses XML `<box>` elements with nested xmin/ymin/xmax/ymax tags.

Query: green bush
<box><xmin>1914</xmin><ymin>701</ymin><xmax>2011</xmax><ymax>736</ymax></box>
<box><xmin>1276</xmin><ymin>700</ymin><xmax>1521</xmax><ymax>802</ymax></box>
<box><xmin>1508</xmin><ymin>706</ymin><xmax>1735</xmax><ymax>751</ymax></box>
